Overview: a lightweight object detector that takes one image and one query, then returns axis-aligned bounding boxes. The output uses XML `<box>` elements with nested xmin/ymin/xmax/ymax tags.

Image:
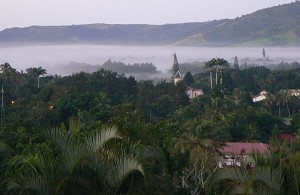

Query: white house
<box><xmin>186</xmin><ymin>87</ymin><xmax>204</xmax><ymax>99</ymax></box>
<box><xmin>283</xmin><ymin>89</ymin><xmax>300</xmax><ymax>97</ymax></box>
<box><xmin>253</xmin><ymin>91</ymin><xmax>267</xmax><ymax>102</ymax></box>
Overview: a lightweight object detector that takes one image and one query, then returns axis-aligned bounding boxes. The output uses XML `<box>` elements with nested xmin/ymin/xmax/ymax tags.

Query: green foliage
<box><xmin>183</xmin><ymin>71</ymin><xmax>194</xmax><ymax>86</ymax></box>
<box><xmin>102</xmin><ymin>59</ymin><xmax>159</xmax><ymax>74</ymax></box>
<box><xmin>206</xmin><ymin>166</ymin><xmax>281</xmax><ymax>194</ymax></box>
<box><xmin>1</xmin><ymin>62</ymin><xmax>300</xmax><ymax>194</ymax></box>
<box><xmin>6</xmin><ymin>125</ymin><xmax>144</xmax><ymax>194</ymax></box>
<box><xmin>26</xmin><ymin>67</ymin><xmax>47</xmax><ymax>78</ymax></box>
<box><xmin>292</xmin><ymin>113</ymin><xmax>300</xmax><ymax>132</ymax></box>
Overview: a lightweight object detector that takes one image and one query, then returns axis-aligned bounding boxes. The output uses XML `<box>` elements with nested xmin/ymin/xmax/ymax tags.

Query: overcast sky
<box><xmin>0</xmin><ymin>0</ymin><xmax>295</xmax><ymax>30</ymax></box>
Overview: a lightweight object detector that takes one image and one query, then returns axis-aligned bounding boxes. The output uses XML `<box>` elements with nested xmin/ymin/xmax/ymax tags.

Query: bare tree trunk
<box><xmin>287</xmin><ymin>102</ymin><xmax>291</xmax><ymax>117</ymax></box>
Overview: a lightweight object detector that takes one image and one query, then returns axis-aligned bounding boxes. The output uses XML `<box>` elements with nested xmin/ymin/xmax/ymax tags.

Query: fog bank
<box><xmin>1</xmin><ymin>44</ymin><xmax>300</xmax><ymax>75</ymax></box>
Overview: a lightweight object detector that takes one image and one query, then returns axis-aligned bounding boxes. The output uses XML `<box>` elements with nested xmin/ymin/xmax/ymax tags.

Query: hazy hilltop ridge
<box><xmin>197</xmin><ymin>1</ymin><xmax>300</xmax><ymax>46</ymax></box>
<box><xmin>0</xmin><ymin>2</ymin><xmax>299</xmax><ymax>46</ymax></box>
<box><xmin>0</xmin><ymin>22</ymin><xmax>223</xmax><ymax>45</ymax></box>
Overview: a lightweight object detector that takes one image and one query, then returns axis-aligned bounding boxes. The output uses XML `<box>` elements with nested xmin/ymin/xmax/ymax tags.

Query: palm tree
<box><xmin>263</xmin><ymin>92</ymin><xmax>274</xmax><ymax>114</ymax></box>
<box><xmin>6</xmin><ymin>125</ymin><xmax>144</xmax><ymax>194</ymax></box>
<box><xmin>26</xmin><ymin>66</ymin><xmax>47</xmax><ymax>88</ymax></box>
<box><xmin>206</xmin><ymin>166</ymin><xmax>281</xmax><ymax>194</ymax></box>
<box><xmin>276</xmin><ymin>91</ymin><xmax>285</xmax><ymax>117</ymax></box>
<box><xmin>0</xmin><ymin>62</ymin><xmax>16</xmax><ymax>82</ymax></box>
<box><xmin>205</xmin><ymin>58</ymin><xmax>229</xmax><ymax>89</ymax></box>
<box><xmin>284</xmin><ymin>93</ymin><xmax>291</xmax><ymax>117</ymax></box>
<box><xmin>284</xmin><ymin>139</ymin><xmax>300</xmax><ymax>195</ymax></box>
<box><xmin>205</xmin><ymin>58</ymin><xmax>216</xmax><ymax>89</ymax></box>
<box><xmin>216</xmin><ymin>58</ymin><xmax>230</xmax><ymax>86</ymax></box>
<box><xmin>135</xmin><ymin>145</ymin><xmax>174</xmax><ymax>194</ymax></box>
<box><xmin>26</xmin><ymin>67</ymin><xmax>47</xmax><ymax>78</ymax></box>
<box><xmin>286</xmin><ymin>154</ymin><xmax>300</xmax><ymax>195</ymax></box>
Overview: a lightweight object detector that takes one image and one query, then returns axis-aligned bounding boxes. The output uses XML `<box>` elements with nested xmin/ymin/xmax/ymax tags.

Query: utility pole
<box><xmin>38</xmin><ymin>76</ymin><xmax>40</xmax><ymax>88</ymax></box>
<box><xmin>1</xmin><ymin>85</ymin><xmax>5</xmax><ymax>127</ymax></box>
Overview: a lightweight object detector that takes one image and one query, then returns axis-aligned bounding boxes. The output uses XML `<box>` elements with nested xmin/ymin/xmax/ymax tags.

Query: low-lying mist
<box><xmin>1</xmin><ymin>44</ymin><xmax>300</xmax><ymax>77</ymax></box>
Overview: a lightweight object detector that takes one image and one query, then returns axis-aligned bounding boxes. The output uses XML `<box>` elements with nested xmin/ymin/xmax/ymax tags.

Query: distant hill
<box><xmin>0</xmin><ymin>2</ymin><xmax>299</xmax><ymax>46</ymax></box>
<box><xmin>193</xmin><ymin>2</ymin><xmax>300</xmax><ymax>46</ymax></box>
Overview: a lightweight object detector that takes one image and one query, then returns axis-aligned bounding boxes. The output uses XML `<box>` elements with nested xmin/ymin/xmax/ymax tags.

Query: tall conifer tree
<box><xmin>234</xmin><ymin>56</ymin><xmax>239</xmax><ymax>69</ymax></box>
<box><xmin>262</xmin><ymin>48</ymin><xmax>266</xmax><ymax>59</ymax></box>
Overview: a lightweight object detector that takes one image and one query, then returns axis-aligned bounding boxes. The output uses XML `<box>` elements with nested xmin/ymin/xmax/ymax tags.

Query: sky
<box><xmin>0</xmin><ymin>0</ymin><xmax>295</xmax><ymax>31</ymax></box>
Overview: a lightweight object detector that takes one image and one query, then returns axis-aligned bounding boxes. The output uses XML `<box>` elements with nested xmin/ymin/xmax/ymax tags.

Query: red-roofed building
<box><xmin>218</xmin><ymin>142</ymin><xmax>269</xmax><ymax>155</ymax></box>
<box><xmin>217</xmin><ymin>142</ymin><xmax>269</xmax><ymax>167</ymax></box>
<box><xmin>279</xmin><ymin>133</ymin><xmax>295</xmax><ymax>141</ymax></box>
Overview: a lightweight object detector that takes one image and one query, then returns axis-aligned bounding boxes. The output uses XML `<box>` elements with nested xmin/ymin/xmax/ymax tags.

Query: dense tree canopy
<box><xmin>0</xmin><ymin>61</ymin><xmax>300</xmax><ymax>194</ymax></box>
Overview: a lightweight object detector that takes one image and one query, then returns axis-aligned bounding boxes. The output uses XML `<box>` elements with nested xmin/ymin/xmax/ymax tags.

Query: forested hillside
<box><xmin>1</xmin><ymin>60</ymin><xmax>300</xmax><ymax>194</ymax></box>
<box><xmin>0</xmin><ymin>21</ymin><xmax>224</xmax><ymax>45</ymax></box>
<box><xmin>195</xmin><ymin>1</ymin><xmax>300</xmax><ymax>46</ymax></box>
<box><xmin>0</xmin><ymin>2</ymin><xmax>300</xmax><ymax>46</ymax></box>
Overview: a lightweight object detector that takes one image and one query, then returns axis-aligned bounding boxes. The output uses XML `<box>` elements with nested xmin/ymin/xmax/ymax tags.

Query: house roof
<box><xmin>174</xmin><ymin>71</ymin><xmax>182</xmax><ymax>79</ymax></box>
<box><xmin>186</xmin><ymin>87</ymin><xmax>203</xmax><ymax>92</ymax></box>
<box><xmin>260</xmin><ymin>90</ymin><xmax>268</xmax><ymax>95</ymax></box>
<box><xmin>279</xmin><ymin>133</ymin><xmax>295</xmax><ymax>141</ymax></box>
<box><xmin>218</xmin><ymin>142</ymin><xmax>269</xmax><ymax>155</ymax></box>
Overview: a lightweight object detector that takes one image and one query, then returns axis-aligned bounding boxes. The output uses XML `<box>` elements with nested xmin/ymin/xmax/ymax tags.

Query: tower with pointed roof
<box><xmin>174</xmin><ymin>70</ymin><xmax>182</xmax><ymax>85</ymax></box>
<box><xmin>172</xmin><ymin>53</ymin><xmax>182</xmax><ymax>84</ymax></box>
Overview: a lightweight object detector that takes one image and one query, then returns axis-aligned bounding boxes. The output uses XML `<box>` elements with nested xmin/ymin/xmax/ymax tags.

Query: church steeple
<box><xmin>172</xmin><ymin>53</ymin><xmax>182</xmax><ymax>84</ymax></box>
<box><xmin>172</xmin><ymin>53</ymin><xmax>179</xmax><ymax>75</ymax></box>
<box><xmin>174</xmin><ymin>70</ymin><xmax>182</xmax><ymax>85</ymax></box>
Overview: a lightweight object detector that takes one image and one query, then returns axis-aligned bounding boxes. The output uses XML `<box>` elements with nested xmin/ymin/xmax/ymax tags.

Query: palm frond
<box><xmin>211</xmin><ymin>167</ymin><xmax>247</xmax><ymax>184</ymax></box>
<box><xmin>46</xmin><ymin>127</ymin><xmax>69</xmax><ymax>150</ymax></box>
<box><xmin>85</xmin><ymin>126</ymin><xmax>121</xmax><ymax>153</ymax></box>
<box><xmin>253</xmin><ymin>166</ymin><xmax>281</xmax><ymax>193</ymax></box>
<box><xmin>116</xmin><ymin>155</ymin><xmax>144</xmax><ymax>181</ymax></box>
<box><xmin>108</xmin><ymin>154</ymin><xmax>144</xmax><ymax>193</ymax></box>
<box><xmin>68</xmin><ymin>118</ymin><xmax>81</xmax><ymax>136</ymax></box>
<box><xmin>137</xmin><ymin>145</ymin><xmax>166</xmax><ymax>172</ymax></box>
<box><xmin>206</xmin><ymin>167</ymin><xmax>248</xmax><ymax>193</ymax></box>
<box><xmin>6</xmin><ymin>179</ymin><xmax>22</xmax><ymax>194</ymax></box>
<box><xmin>6</xmin><ymin>125</ymin><xmax>145</xmax><ymax>194</ymax></box>
<box><xmin>6</xmin><ymin>174</ymin><xmax>52</xmax><ymax>195</ymax></box>
<box><xmin>61</xmin><ymin>145</ymin><xmax>84</xmax><ymax>174</ymax></box>
<box><xmin>229</xmin><ymin>185</ymin><xmax>247</xmax><ymax>195</ymax></box>
<box><xmin>21</xmin><ymin>174</ymin><xmax>52</xmax><ymax>195</ymax></box>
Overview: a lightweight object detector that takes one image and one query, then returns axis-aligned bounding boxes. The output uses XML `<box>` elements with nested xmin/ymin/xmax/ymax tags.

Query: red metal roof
<box><xmin>279</xmin><ymin>133</ymin><xmax>295</xmax><ymax>141</ymax></box>
<box><xmin>218</xmin><ymin>142</ymin><xmax>269</xmax><ymax>155</ymax></box>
